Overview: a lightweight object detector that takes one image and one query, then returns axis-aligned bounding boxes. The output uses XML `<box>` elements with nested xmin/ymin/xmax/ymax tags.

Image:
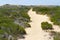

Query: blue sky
<box><xmin>0</xmin><ymin>0</ymin><xmax>60</xmax><ymax>5</ymax></box>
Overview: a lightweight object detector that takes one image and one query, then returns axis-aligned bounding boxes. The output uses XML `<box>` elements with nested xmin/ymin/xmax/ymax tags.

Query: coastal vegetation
<box><xmin>41</xmin><ymin>22</ymin><xmax>53</xmax><ymax>30</ymax></box>
<box><xmin>0</xmin><ymin>4</ymin><xmax>60</xmax><ymax>40</ymax></box>
<box><xmin>0</xmin><ymin>4</ymin><xmax>31</xmax><ymax>40</ymax></box>
<box><xmin>33</xmin><ymin>6</ymin><xmax>60</xmax><ymax>26</ymax></box>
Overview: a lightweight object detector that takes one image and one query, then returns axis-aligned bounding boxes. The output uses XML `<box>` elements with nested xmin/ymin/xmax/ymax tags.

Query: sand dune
<box><xmin>18</xmin><ymin>8</ymin><xmax>60</xmax><ymax>40</ymax></box>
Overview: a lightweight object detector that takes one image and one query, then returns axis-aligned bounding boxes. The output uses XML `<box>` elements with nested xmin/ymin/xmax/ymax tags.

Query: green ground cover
<box><xmin>33</xmin><ymin>6</ymin><xmax>60</xmax><ymax>25</ymax></box>
<box><xmin>0</xmin><ymin>4</ymin><xmax>31</xmax><ymax>40</ymax></box>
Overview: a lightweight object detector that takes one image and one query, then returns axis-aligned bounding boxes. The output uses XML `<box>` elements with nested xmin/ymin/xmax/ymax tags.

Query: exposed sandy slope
<box><xmin>18</xmin><ymin>9</ymin><xmax>60</xmax><ymax>40</ymax></box>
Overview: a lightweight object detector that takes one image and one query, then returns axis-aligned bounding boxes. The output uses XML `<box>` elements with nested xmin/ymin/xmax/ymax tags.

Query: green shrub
<box><xmin>41</xmin><ymin>22</ymin><xmax>53</xmax><ymax>30</ymax></box>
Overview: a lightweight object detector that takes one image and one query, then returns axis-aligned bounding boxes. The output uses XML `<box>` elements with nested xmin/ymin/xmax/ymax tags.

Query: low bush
<box><xmin>41</xmin><ymin>22</ymin><xmax>53</xmax><ymax>30</ymax></box>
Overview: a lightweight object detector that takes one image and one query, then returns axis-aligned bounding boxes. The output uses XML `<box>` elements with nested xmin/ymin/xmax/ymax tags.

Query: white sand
<box><xmin>18</xmin><ymin>8</ymin><xmax>60</xmax><ymax>40</ymax></box>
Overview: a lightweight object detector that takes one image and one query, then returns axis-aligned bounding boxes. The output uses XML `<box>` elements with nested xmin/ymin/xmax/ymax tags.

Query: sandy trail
<box><xmin>24</xmin><ymin>9</ymin><xmax>53</xmax><ymax>40</ymax></box>
<box><xmin>18</xmin><ymin>8</ymin><xmax>60</xmax><ymax>40</ymax></box>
